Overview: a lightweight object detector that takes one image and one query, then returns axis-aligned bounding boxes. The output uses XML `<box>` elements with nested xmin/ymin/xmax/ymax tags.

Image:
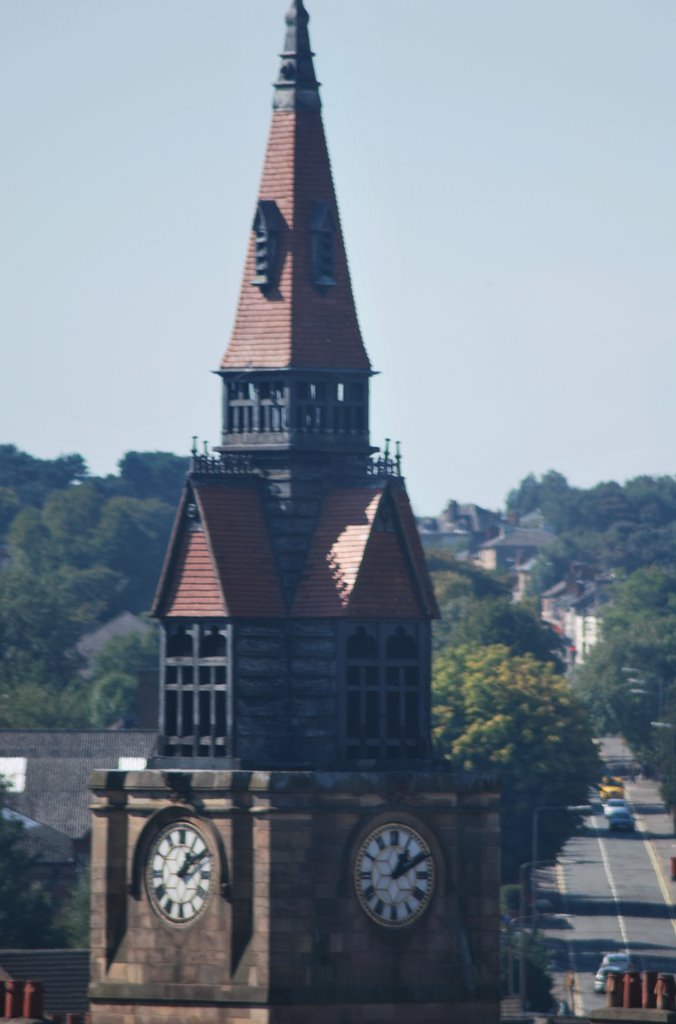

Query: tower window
<box><xmin>162</xmin><ymin>620</ymin><xmax>230</xmax><ymax>758</ymax></box>
<box><xmin>309</xmin><ymin>201</ymin><xmax>336</xmax><ymax>288</ymax></box>
<box><xmin>250</xmin><ymin>200</ymin><xmax>282</xmax><ymax>291</ymax></box>
<box><xmin>344</xmin><ymin>624</ymin><xmax>424</xmax><ymax>761</ymax></box>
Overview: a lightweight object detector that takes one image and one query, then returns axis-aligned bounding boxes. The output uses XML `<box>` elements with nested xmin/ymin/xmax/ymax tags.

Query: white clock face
<box><xmin>147</xmin><ymin>822</ymin><xmax>212</xmax><ymax>924</ymax></box>
<box><xmin>354</xmin><ymin>822</ymin><xmax>435</xmax><ymax>927</ymax></box>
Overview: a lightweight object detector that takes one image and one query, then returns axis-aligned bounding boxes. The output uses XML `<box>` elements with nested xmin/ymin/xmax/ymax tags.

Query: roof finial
<box><xmin>273</xmin><ymin>0</ymin><xmax>321</xmax><ymax>112</ymax></box>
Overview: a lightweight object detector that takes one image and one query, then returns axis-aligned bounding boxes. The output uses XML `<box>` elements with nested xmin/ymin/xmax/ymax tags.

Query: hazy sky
<box><xmin>2</xmin><ymin>1</ymin><xmax>675</xmax><ymax>515</ymax></box>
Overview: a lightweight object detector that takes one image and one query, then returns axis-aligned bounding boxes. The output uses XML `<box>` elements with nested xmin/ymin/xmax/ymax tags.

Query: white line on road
<box><xmin>590</xmin><ymin>813</ymin><xmax>631</xmax><ymax>950</ymax></box>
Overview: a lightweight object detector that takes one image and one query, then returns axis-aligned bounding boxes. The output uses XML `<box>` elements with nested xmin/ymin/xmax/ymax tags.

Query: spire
<box><xmin>273</xmin><ymin>0</ymin><xmax>321</xmax><ymax>112</ymax></box>
<box><xmin>221</xmin><ymin>0</ymin><xmax>370</xmax><ymax>372</ymax></box>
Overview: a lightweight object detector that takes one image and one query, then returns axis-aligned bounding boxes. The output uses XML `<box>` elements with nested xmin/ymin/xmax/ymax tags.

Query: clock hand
<box><xmin>391</xmin><ymin>850</ymin><xmax>431</xmax><ymax>880</ymax></box>
<box><xmin>177</xmin><ymin>849</ymin><xmax>208</xmax><ymax>879</ymax></box>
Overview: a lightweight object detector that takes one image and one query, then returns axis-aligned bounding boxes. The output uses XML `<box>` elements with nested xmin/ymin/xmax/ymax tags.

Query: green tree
<box><xmin>0</xmin><ymin>778</ymin><xmax>65</xmax><ymax>946</ymax></box>
<box><xmin>60</xmin><ymin>868</ymin><xmax>90</xmax><ymax>947</ymax></box>
<box><xmin>433</xmin><ymin>645</ymin><xmax>600</xmax><ymax>880</ymax></box>
<box><xmin>0</xmin><ymin>554</ymin><xmax>92</xmax><ymax>727</ymax></box>
<box><xmin>0</xmin><ymin>445</ymin><xmax>87</xmax><ymax>507</ymax></box>
<box><xmin>117</xmin><ymin>451</ymin><xmax>189</xmax><ymax>505</ymax></box>
<box><xmin>96</xmin><ymin>497</ymin><xmax>175</xmax><ymax>611</ymax></box>
<box><xmin>88</xmin><ymin>627</ymin><xmax>158</xmax><ymax>727</ymax></box>
<box><xmin>574</xmin><ymin>566</ymin><xmax>676</xmax><ymax>759</ymax></box>
<box><xmin>0</xmin><ymin>487</ymin><xmax>20</xmax><ymax>537</ymax></box>
<box><xmin>429</xmin><ymin>551</ymin><xmax>561</xmax><ymax>665</ymax></box>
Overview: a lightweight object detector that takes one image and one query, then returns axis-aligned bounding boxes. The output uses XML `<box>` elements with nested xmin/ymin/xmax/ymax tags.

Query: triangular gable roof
<box><xmin>292</xmin><ymin>484</ymin><xmax>438</xmax><ymax>619</ymax></box>
<box><xmin>153</xmin><ymin>480</ymin><xmax>285</xmax><ymax>619</ymax></box>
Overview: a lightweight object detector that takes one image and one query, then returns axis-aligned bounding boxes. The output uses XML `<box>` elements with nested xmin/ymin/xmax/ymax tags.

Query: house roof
<box><xmin>220</xmin><ymin>1</ymin><xmax>369</xmax><ymax>372</ymax></box>
<box><xmin>0</xmin><ymin>949</ymin><xmax>89</xmax><ymax>1015</ymax></box>
<box><xmin>0</xmin><ymin>731</ymin><xmax>158</xmax><ymax>840</ymax></box>
<box><xmin>76</xmin><ymin>611</ymin><xmax>153</xmax><ymax>674</ymax></box>
<box><xmin>1</xmin><ymin>808</ymin><xmax>74</xmax><ymax>863</ymax></box>
<box><xmin>479</xmin><ymin>527</ymin><xmax>555</xmax><ymax>550</ymax></box>
<box><xmin>153</xmin><ymin>479</ymin><xmax>285</xmax><ymax>619</ymax></box>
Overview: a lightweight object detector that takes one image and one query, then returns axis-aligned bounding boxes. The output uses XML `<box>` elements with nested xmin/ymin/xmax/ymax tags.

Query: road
<box><xmin>537</xmin><ymin>778</ymin><xmax>676</xmax><ymax>1018</ymax></box>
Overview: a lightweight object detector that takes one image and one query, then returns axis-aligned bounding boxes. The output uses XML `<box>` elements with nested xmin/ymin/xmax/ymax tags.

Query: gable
<box><xmin>161</xmin><ymin>531</ymin><xmax>226</xmax><ymax>618</ymax></box>
<box><xmin>153</xmin><ymin>479</ymin><xmax>285</xmax><ymax>620</ymax></box>
<box><xmin>349</xmin><ymin>529</ymin><xmax>426</xmax><ymax>619</ymax></box>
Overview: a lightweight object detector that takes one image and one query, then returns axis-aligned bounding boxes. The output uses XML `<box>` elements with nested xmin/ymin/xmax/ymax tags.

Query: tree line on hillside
<box><xmin>0</xmin><ymin>446</ymin><xmax>187</xmax><ymax>728</ymax></box>
<box><xmin>508</xmin><ymin>469</ymin><xmax>676</xmax><ymax>590</ymax></box>
<box><xmin>507</xmin><ymin>471</ymin><xmax>676</xmax><ymax>797</ymax></box>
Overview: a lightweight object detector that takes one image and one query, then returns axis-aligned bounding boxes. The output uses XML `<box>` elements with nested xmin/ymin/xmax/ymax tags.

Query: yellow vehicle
<box><xmin>599</xmin><ymin>775</ymin><xmax>624</xmax><ymax>802</ymax></box>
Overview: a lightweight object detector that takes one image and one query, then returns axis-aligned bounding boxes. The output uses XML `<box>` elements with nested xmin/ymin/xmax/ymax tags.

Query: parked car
<box><xmin>600</xmin><ymin>952</ymin><xmax>635</xmax><ymax>972</ymax></box>
<box><xmin>608</xmin><ymin>808</ymin><xmax>635</xmax><ymax>832</ymax></box>
<box><xmin>603</xmin><ymin>798</ymin><xmax>629</xmax><ymax>817</ymax></box>
<box><xmin>599</xmin><ymin>775</ymin><xmax>625</xmax><ymax>802</ymax></box>
<box><xmin>594</xmin><ymin>953</ymin><xmax>636</xmax><ymax>991</ymax></box>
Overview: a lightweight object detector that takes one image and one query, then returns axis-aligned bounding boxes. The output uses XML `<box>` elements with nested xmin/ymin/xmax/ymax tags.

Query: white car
<box><xmin>601</xmin><ymin>952</ymin><xmax>634</xmax><ymax>971</ymax></box>
<box><xmin>603</xmin><ymin>798</ymin><xmax>629</xmax><ymax>817</ymax></box>
<box><xmin>594</xmin><ymin>953</ymin><xmax>636</xmax><ymax>991</ymax></box>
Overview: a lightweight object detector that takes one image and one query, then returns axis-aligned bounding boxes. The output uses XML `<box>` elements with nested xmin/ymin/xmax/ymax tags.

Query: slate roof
<box><xmin>0</xmin><ymin>949</ymin><xmax>89</xmax><ymax>1015</ymax></box>
<box><xmin>221</xmin><ymin>39</ymin><xmax>369</xmax><ymax>370</ymax></box>
<box><xmin>153</xmin><ymin>479</ymin><xmax>285</xmax><ymax>618</ymax></box>
<box><xmin>0</xmin><ymin>731</ymin><xmax>158</xmax><ymax>840</ymax></box>
<box><xmin>479</xmin><ymin>527</ymin><xmax>555</xmax><ymax>550</ymax></box>
<box><xmin>1</xmin><ymin>808</ymin><xmax>74</xmax><ymax>863</ymax></box>
<box><xmin>76</xmin><ymin>611</ymin><xmax>153</xmax><ymax>672</ymax></box>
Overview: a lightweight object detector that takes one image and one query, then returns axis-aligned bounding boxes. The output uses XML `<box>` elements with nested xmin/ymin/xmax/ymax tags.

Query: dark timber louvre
<box><xmin>344</xmin><ymin>623</ymin><xmax>429</xmax><ymax>761</ymax></box>
<box><xmin>161</xmin><ymin>622</ymin><xmax>231</xmax><ymax>758</ymax></box>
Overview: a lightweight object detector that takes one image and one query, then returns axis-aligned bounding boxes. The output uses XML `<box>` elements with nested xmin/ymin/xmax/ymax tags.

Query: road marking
<box><xmin>633</xmin><ymin>812</ymin><xmax>676</xmax><ymax>940</ymax></box>
<box><xmin>590</xmin><ymin>813</ymin><xmax>631</xmax><ymax>950</ymax></box>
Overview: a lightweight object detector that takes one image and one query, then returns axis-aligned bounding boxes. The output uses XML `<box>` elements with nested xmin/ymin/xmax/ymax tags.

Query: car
<box><xmin>600</xmin><ymin>952</ymin><xmax>635</xmax><ymax>972</ymax></box>
<box><xmin>603</xmin><ymin>798</ymin><xmax>629</xmax><ymax>817</ymax></box>
<box><xmin>594</xmin><ymin>966</ymin><xmax>625</xmax><ymax>993</ymax></box>
<box><xmin>593</xmin><ymin>953</ymin><xmax>636</xmax><ymax>992</ymax></box>
<box><xmin>608</xmin><ymin>808</ymin><xmax>635</xmax><ymax>832</ymax></box>
<box><xmin>599</xmin><ymin>776</ymin><xmax>625</xmax><ymax>802</ymax></box>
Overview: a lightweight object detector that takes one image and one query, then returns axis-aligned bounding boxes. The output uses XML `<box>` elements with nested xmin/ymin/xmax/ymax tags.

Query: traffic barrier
<box><xmin>4</xmin><ymin>979</ymin><xmax>23</xmax><ymax>1018</ymax></box>
<box><xmin>23</xmin><ymin>979</ymin><xmax>45</xmax><ymax>1019</ymax></box>
<box><xmin>606</xmin><ymin>971</ymin><xmax>623</xmax><ymax>1007</ymax></box>
<box><xmin>656</xmin><ymin>972</ymin><xmax>676</xmax><ymax>1010</ymax></box>
<box><xmin>623</xmin><ymin>971</ymin><xmax>642</xmax><ymax>1008</ymax></box>
<box><xmin>642</xmin><ymin>970</ymin><xmax>658</xmax><ymax>1008</ymax></box>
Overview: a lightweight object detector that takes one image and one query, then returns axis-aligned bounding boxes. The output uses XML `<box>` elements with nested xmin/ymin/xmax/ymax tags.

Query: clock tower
<box><xmin>89</xmin><ymin>3</ymin><xmax>501</xmax><ymax>1022</ymax></box>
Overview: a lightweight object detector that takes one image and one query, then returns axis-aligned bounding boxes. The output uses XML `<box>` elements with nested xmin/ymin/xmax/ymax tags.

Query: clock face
<box><xmin>354</xmin><ymin>822</ymin><xmax>435</xmax><ymax>927</ymax></box>
<box><xmin>146</xmin><ymin>822</ymin><xmax>212</xmax><ymax>924</ymax></box>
